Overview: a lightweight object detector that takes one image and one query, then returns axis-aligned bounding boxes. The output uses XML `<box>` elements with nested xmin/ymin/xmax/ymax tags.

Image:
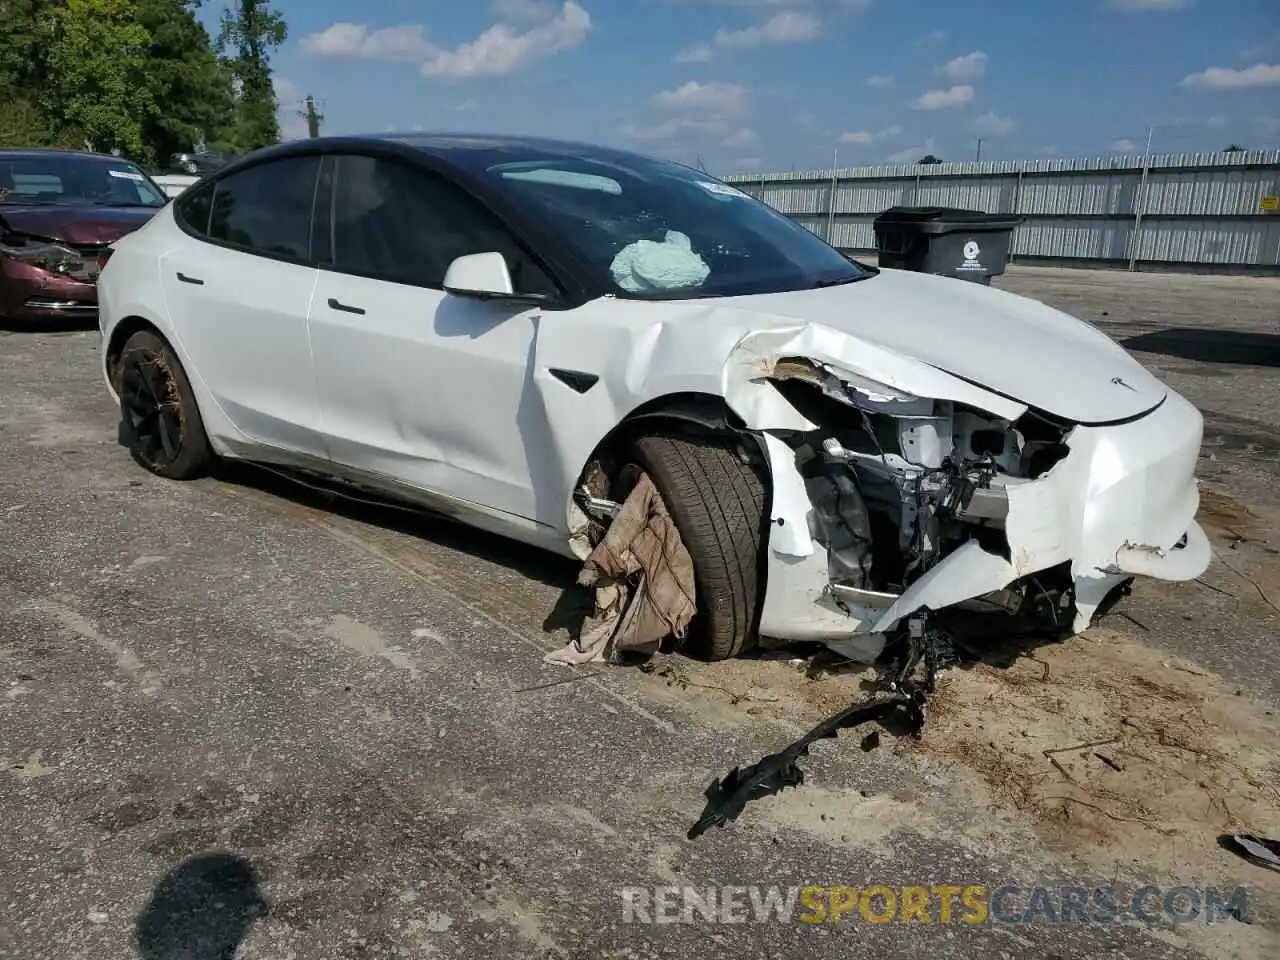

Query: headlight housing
<box><xmin>0</xmin><ymin>237</ymin><xmax>97</xmax><ymax>280</ymax></box>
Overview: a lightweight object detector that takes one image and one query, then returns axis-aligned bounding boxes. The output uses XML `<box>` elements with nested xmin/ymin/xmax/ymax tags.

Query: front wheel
<box><xmin>117</xmin><ymin>330</ymin><xmax>214</xmax><ymax>480</ymax></box>
<box><xmin>625</xmin><ymin>432</ymin><xmax>769</xmax><ymax>661</ymax></box>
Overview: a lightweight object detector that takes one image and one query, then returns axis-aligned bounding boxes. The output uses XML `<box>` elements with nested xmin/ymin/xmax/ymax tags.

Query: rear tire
<box><xmin>117</xmin><ymin>330</ymin><xmax>214</xmax><ymax>480</ymax></box>
<box><xmin>626</xmin><ymin>432</ymin><xmax>769</xmax><ymax>661</ymax></box>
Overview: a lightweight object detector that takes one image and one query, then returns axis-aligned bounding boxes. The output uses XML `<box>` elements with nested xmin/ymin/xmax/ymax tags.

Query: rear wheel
<box><xmin>625</xmin><ymin>432</ymin><xmax>769</xmax><ymax>661</ymax></box>
<box><xmin>117</xmin><ymin>330</ymin><xmax>214</xmax><ymax>480</ymax></box>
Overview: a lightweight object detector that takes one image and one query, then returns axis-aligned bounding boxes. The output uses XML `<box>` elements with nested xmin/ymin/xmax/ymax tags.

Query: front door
<box><xmin>306</xmin><ymin>154</ymin><xmax>562</xmax><ymax>521</ymax></box>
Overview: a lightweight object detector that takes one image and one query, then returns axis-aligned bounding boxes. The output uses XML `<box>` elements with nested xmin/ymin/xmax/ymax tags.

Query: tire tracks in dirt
<box><xmin>208</xmin><ymin>477</ymin><xmax>678</xmax><ymax>735</ymax></box>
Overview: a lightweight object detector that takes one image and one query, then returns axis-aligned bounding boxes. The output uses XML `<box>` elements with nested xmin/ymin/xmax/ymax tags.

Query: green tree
<box><xmin>137</xmin><ymin>0</ymin><xmax>237</xmax><ymax>161</ymax></box>
<box><xmin>1223</xmin><ymin>143</ymin><xmax>1246</xmax><ymax>153</ymax></box>
<box><xmin>919</xmin><ymin>154</ymin><xmax>943</xmax><ymax>165</ymax></box>
<box><xmin>0</xmin><ymin>97</ymin><xmax>86</xmax><ymax>150</ymax></box>
<box><xmin>0</xmin><ymin>0</ymin><xmax>61</xmax><ymax>146</ymax></box>
<box><xmin>218</xmin><ymin>0</ymin><xmax>288</xmax><ymax>151</ymax></box>
<box><xmin>37</xmin><ymin>0</ymin><xmax>157</xmax><ymax>160</ymax></box>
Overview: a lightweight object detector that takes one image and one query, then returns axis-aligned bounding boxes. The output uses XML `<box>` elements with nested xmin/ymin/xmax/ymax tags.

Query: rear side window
<box><xmin>327</xmin><ymin>155</ymin><xmax>557</xmax><ymax>296</ymax></box>
<box><xmin>175</xmin><ymin>182</ymin><xmax>213</xmax><ymax>235</ymax></box>
<box><xmin>208</xmin><ymin>156</ymin><xmax>322</xmax><ymax>262</ymax></box>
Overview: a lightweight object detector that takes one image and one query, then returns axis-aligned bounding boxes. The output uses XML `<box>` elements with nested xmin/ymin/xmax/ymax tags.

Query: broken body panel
<box><xmin>551</xmin><ymin>270</ymin><xmax>1209</xmax><ymax>656</ymax></box>
<box><xmin>733</xmin><ymin>326</ymin><xmax>1208</xmax><ymax>652</ymax></box>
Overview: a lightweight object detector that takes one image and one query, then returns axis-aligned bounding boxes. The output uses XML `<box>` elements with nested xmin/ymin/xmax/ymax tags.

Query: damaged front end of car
<box><xmin>723</xmin><ymin>323</ymin><xmax>1211</xmax><ymax>663</ymax></box>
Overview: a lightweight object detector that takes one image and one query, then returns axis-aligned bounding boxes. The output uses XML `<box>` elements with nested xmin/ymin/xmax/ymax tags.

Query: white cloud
<box><xmin>838</xmin><ymin>124</ymin><xmax>902</xmax><ymax>144</ymax></box>
<box><xmin>621</xmin><ymin>118</ymin><xmax>701</xmax><ymax>141</ymax></box>
<box><xmin>716</xmin><ymin>10</ymin><xmax>821</xmax><ymax>47</ymax></box>
<box><xmin>674</xmin><ymin>9</ymin><xmax>820</xmax><ymax>62</ymax></box>
<box><xmin>938</xmin><ymin>51</ymin><xmax>988</xmax><ymax>81</ymax></box>
<box><xmin>734</xmin><ymin>156</ymin><xmax>763</xmax><ymax>170</ymax></box>
<box><xmin>916</xmin><ymin>29</ymin><xmax>947</xmax><ymax>45</ymax></box>
<box><xmin>422</xmin><ymin>1</ymin><xmax>591</xmax><ymax>77</ymax></box>
<box><xmin>299</xmin><ymin>2</ymin><xmax>590</xmax><ymax>77</ymax></box>
<box><xmin>864</xmin><ymin>73</ymin><xmax>894</xmax><ymax>88</ymax></box>
<box><xmin>1180</xmin><ymin>64</ymin><xmax>1280</xmax><ymax>90</ymax></box>
<box><xmin>300</xmin><ymin>23</ymin><xmax>434</xmax><ymax>61</ymax></box>
<box><xmin>1037</xmin><ymin>144</ymin><xmax>1060</xmax><ymax>155</ymax></box>
<box><xmin>1205</xmin><ymin>114</ymin><xmax>1227</xmax><ymax>127</ymax></box>
<box><xmin>273</xmin><ymin>76</ymin><xmax>308</xmax><ymax>140</ymax></box>
<box><xmin>654</xmin><ymin>80</ymin><xmax>751</xmax><ymax>114</ymax></box>
<box><xmin>1111</xmin><ymin>138</ymin><xmax>1139</xmax><ymax>152</ymax></box>
<box><xmin>970</xmin><ymin>111</ymin><xmax>1014</xmax><ymax>135</ymax></box>
<box><xmin>1240</xmin><ymin>33</ymin><xmax>1280</xmax><ymax>60</ymax></box>
<box><xmin>721</xmin><ymin>128</ymin><xmax>759</xmax><ymax>148</ymax></box>
<box><xmin>627</xmin><ymin>80</ymin><xmax>752</xmax><ymax>146</ymax></box>
<box><xmin>1105</xmin><ymin>0</ymin><xmax>1191</xmax><ymax>10</ymax></box>
<box><xmin>273</xmin><ymin>75</ymin><xmax>302</xmax><ymax>106</ymax></box>
<box><xmin>910</xmin><ymin>84</ymin><xmax>974</xmax><ymax>110</ymax></box>
<box><xmin>674</xmin><ymin>45</ymin><xmax>714</xmax><ymax>63</ymax></box>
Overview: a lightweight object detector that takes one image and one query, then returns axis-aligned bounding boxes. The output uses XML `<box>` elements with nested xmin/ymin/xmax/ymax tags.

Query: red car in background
<box><xmin>0</xmin><ymin>148</ymin><xmax>169</xmax><ymax>325</ymax></box>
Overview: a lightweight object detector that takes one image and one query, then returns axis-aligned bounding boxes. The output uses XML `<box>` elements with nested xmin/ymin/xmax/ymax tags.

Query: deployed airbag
<box><xmin>610</xmin><ymin>230</ymin><xmax>709</xmax><ymax>293</ymax></box>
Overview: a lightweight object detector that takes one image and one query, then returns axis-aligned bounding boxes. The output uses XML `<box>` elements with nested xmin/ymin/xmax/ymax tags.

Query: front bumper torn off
<box><xmin>721</xmin><ymin>324</ymin><xmax>1211</xmax><ymax>655</ymax></box>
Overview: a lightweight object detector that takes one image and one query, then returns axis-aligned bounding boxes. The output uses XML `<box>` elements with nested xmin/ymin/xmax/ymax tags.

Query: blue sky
<box><xmin>201</xmin><ymin>0</ymin><xmax>1280</xmax><ymax>173</ymax></box>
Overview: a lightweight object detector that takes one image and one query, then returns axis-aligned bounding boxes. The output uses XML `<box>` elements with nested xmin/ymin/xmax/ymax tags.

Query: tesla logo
<box><xmin>1111</xmin><ymin>377</ymin><xmax>1137</xmax><ymax>392</ymax></box>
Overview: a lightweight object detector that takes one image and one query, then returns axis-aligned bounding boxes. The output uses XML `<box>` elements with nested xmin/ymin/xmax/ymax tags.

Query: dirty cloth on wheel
<box><xmin>546</xmin><ymin>473</ymin><xmax>697</xmax><ymax>665</ymax></box>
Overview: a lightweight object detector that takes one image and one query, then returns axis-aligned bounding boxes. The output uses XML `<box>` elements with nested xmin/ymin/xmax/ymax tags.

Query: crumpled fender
<box><xmin>719</xmin><ymin>324</ymin><xmax>1031</xmax><ymax>642</ymax></box>
<box><xmin>721</xmin><ymin>324</ymin><xmax>1028</xmax><ymax>432</ymax></box>
<box><xmin>733</xmin><ymin>325</ymin><xmax>1209</xmax><ymax>643</ymax></box>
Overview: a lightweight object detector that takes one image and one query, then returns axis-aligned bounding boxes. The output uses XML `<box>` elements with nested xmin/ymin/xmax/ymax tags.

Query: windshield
<box><xmin>482</xmin><ymin>154</ymin><xmax>872</xmax><ymax>299</ymax></box>
<box><xmin>0</xmin><ymin>155</ymin><xmax>167</xmax><ymax>208</ymax></box>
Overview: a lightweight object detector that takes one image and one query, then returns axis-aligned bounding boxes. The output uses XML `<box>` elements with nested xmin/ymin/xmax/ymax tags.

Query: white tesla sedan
<box><xmin>97</xmin><ymin>134</ymin><xmax>1210</xmax><ymax>661</ymax></box>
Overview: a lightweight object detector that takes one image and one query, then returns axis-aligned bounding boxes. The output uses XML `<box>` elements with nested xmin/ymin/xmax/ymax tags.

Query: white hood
<box><xmin>719</xmin><ymin>267</ymin><xmax>1165</xmax><ymax>424</ymax></box>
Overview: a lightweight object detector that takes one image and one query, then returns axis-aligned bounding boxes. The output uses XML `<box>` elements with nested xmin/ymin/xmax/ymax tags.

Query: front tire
<box><xmin>117</xmin><ymin>330</ymin><xmax>214</xmax><ymax>480</ymax></box>
<box><xmin>626</xmin><ymin>432</ymin><xmax>769</xmax><ymax>661</ymax></box>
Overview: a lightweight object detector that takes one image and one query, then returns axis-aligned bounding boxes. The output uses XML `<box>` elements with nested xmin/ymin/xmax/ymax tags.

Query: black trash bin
<box><xmin>873</xmin><ymin>206</ymin><xmax>1022</xmax><ymax>284</ymax></box>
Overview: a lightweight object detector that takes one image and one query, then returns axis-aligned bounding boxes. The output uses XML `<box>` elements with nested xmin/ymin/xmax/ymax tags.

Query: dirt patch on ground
<box><xmin>1199</xmin><ymin>486</ymin><xmax>1260</xmax><ymax>542</ymax></box>
<box><xmin>917</xmin><ymin>629</ymin><xmax>1280</xmax><ymax>879</ymax></box>
<box><xmin>1195</xmin><ymin>485</ymin><xmax>1280</xmax><ymax>619</ymax></box>
<box><xmin>659</xmin><ymin>625</ymin><xmax>1280</xmax><ymax>951</ymax></box>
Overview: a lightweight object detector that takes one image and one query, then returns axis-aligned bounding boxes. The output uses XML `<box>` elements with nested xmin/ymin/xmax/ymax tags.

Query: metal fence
<box><xmin>723</xmin><ymin>150</ymin><xmax>1280</xmax><ymax>273</ymax></box>
<box><xmin>152</xmin><ymin>173</ymin><xmax>198</xmax><ymax>198</ymax></box>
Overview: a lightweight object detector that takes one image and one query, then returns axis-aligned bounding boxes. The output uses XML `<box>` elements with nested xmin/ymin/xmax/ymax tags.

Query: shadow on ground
<box><xmin>0</xmin><ymin>318</ymin><xmax>98</xmax><ymax>335</ymax></box>
<box><xmin>135</xmin><ymin>852</ymin><xmax>266</xmax><ymax>960</ymax></box>
<box><xmin>1122</xmin><ymin>328</ymin><xmax>1280</xmax><ymax>367</ymax></box>
<box><xmin>216</xmin><ymin>461</ymin><xmax>579</xmax><ymax>593</ymax></box>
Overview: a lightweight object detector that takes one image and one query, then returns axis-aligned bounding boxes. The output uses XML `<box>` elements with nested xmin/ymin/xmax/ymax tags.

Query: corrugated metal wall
<box><xmin>723</xmin><ymin>150</ymin><xmax>1280</xmax><ymax>271</ymax></box>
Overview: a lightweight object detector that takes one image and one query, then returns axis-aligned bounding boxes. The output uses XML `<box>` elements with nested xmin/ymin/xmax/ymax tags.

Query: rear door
<box><xmin>161</xmin><ymin>155</ymin><xmax>329</xmax><ymax>460</ymax></box>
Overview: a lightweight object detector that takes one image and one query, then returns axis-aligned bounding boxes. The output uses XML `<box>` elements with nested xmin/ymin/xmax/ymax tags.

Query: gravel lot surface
<box><xmin>1</xmin><ymin>265</ymin><xmax>1277</xmax><ymax>959</ymax></box>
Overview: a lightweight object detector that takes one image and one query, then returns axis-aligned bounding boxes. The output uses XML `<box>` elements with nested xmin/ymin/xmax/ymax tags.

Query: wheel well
<box><xmin>575</xmin><ymin>391</ymin><xmax>773</xmax><ymax>501</ymax></box>
<box><xmin>105</xmin><ymin>316</ymin><xmax>163</xmax><ymax>388</ymax></box>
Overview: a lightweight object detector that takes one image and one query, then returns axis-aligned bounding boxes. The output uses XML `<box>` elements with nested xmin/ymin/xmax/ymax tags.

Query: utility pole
<box><xmin>301</xmin><ymin>95</ymin><xmax>324</xmax><ymax>138</ymax></box>
<box><xmin>975</xmin><ymin>137</ymin><xmax>983</xmax><ymax>162</ymax></box>
<box><xmin>1128</xmin><ymin>125</ymin><xmax>1155</xmax><ymax>272</ymax></box>
<box><xmin>825</xmin><ymin>145</ymin><xmax>839</xmax><ymax>244</ymax></box>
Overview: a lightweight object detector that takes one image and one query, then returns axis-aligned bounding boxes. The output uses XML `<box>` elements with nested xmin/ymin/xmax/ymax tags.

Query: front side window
<box><xmin>328</xmin><ymin>155</ymin><xmax>557</xmax><ymax>296</ymax></box>
<box><xmin>0</xmin><ymin>155</ymin><xmax>167</xmax><ymax>208</ymax></box>
<box><xmin>476</xmin><ymin>153</ymin><xmax>873</xmax><ymax>300</ymax></box>
<box><xmin>175</xmin><ymin>182</ymin><xmax>214</xmax><ymax>236</ymax></box>
<box><xmin>208</xmin><ymin>156</ymin><xmax>321</xmax><ymax>262</ymax></box>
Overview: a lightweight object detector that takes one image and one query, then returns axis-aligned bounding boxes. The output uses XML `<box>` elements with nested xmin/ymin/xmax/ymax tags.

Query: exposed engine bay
<box><xmin>767</xmin><ymin>355</ymin><xmax>1075</xmax><ymax>633</ymax></box>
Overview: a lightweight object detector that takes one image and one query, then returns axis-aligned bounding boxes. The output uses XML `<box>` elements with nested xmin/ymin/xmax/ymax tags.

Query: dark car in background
<box><xmin>0</xmin><ymin>149</ymin><xmax>169</xmax><ymax>325</ymax></box>
<box><xmin>167</xmin><ymin>149</ymin><xmax>231</xmax><ymax>176</ymax></box>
